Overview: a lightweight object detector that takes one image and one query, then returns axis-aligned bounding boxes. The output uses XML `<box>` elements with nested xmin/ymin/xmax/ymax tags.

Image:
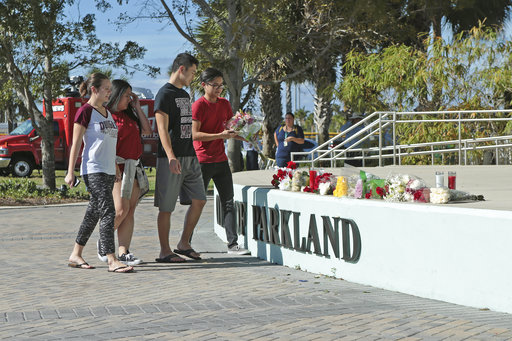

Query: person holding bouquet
<box><xmin>191</xmin><ymin>67</ymin><xmax>250</xmax><ymax>255</ymax></box>
<box><xmin>274</xmin><ymin>112</ymin><xmax>305</xmax><ymax>167</ymax></box>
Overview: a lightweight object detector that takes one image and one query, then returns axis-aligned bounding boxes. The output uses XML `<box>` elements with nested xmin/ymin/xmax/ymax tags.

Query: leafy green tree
<box><xmin>340</xmin><ymin>25</ymin><xmax>512</xmax><ymax>164</ymax></box>
<box><xmin>0</xmin><ymin>0</ymin><xmax>155</xmax><ymax>189</ymax></box>
<box><xmin>107</xmin><ymin>0</ymin><xmax>343</xmax><ymax>171</ymax></box>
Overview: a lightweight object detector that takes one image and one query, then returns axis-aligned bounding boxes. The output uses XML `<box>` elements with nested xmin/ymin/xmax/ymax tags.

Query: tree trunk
<box><xmin>223</xmin><ymin>0</ymin><xmax>244</xmax><ymax>173</ymax></box>
<box><xmin>312</xmin><ymin>56</ymin><xmax>336</xmax><ymax>145</ymax></box>
<box><xmin>285</xmin><ymin>82</ymin><xmax>292</xmax><ymax>114</ymax></box>
<box><xmin>225</xmin><ymin>67</ymin><xmax>243</xmax><ymax>172</ymax></box>
<box><xmin>38</xmin><ymin>54</ymin><xmax>56</xmax><ymax>190</ymax></box>
<box><xmin>259</xmin><ymin>82</ymin><xmax>283</xmax><ymax>159</ymax></box>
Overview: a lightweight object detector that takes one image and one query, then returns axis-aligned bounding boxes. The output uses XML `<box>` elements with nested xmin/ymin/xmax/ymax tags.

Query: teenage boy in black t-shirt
<box><xmin>153</xmin><ymin>53</ymin><xmax>206</xmax><ymax>262</ymax></box>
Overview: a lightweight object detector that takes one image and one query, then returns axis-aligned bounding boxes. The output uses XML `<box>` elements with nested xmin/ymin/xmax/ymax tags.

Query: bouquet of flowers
<box><xmin>292</xmin><ymin>170</ymin><xmax>309</xmax><ymax>192</ymax></box>
<box><xmin>430</xmin><ymin>188</ymin><xmax>484</xmax><ymax>204</ymax></box>
<box><xmin>303</xmin><ymin>171</ymin><xmax>336</xmax><ymax>194</ymax></box>
<box><xmin>449</xmin><ymin>189</ymin><xmax>484</xmax><ymax>202</ymax></box>
<box><xmin>333</xmin><ymin>176</ymin><xmax>348</xmax><ymax>197</ymax></box>
<box><xmin>271</xmin><ymin>161</ymin><xmax>296</xmax><ymax>189</ymax></box>
<box><xmin>429</xmin><ymin>187</ymin><xmax>450</xmax><ymax>204</ymax></box>
<box><xmin>384</xmin><ymin>173</ymin><xmax>430</xmax><ymax>203</ymax></box>
<box><xmin>358</xmin><ymin>171</ymin><xmax>387</xmax><ymax>199</ymax></box>
<box><xmin>226</xmin><ymin>110</ymin><xmax>263</xmax><ymax>155</ymax></box>
<box><xmin>346</xmin><ymin>175</ymin><xmax>360</xmax><ymax>198</ymax></box>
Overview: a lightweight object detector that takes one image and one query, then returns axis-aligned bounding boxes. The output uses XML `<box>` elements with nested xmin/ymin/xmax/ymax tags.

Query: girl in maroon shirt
<box><xmin>100</xmin><ymin>79</ymin><xmax>152</xmax><ymax>265</ymax></box>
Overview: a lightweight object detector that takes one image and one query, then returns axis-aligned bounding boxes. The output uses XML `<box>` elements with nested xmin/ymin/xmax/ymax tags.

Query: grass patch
<box><xmin>0</xmin><ymin>167</ymin><xmax>214</xmax><ymax>205</ymax></box>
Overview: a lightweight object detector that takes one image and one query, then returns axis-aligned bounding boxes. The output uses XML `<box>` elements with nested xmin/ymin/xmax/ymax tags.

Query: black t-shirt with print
<box><xmin>154</xmin><ymin>83</ymin><xmax>196</xmax><ymax>158</ymax></box>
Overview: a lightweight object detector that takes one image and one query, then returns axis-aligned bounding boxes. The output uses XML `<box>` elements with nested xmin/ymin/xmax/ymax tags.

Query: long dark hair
<box><xmin>107</xmin><ymin>79</ymin><xmax>141</xmax><ymax>131</ymax></box>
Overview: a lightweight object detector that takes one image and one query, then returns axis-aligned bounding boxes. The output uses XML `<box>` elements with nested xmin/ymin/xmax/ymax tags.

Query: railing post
<box><xmin>393</xmin><ymin>112</ymin><xmax>396</xmax><ymax>165</ymax></box>
<box><xmin>496</xmin><ymin>140</ymin><xmax>499</xmax><ymax>165</ymax></box>
<box><xmin>458</xmin><ymin>111</ymin><xmax>462</xmax><ymax>165</ymax></box>
<box><xmin>398</xmin><ymin>145</ymin><xmax>402</xmax><ymax>165</ymax></box>
<box><xmin>362</xmin><ymin>150</ymin><xmax>365</xmax><ymax>167</ymax></box>
<box><xmin>378</xmin><ymin>112</ymin><xmax>382</xmax><ymax>167</ymax></box>
<box><xmin>464</xmin><ymin>141</ymin><xmax>467</xmax><ymax>166</ymax></box>
<box><xmin>431</xmin><ymin>145</ymin><xmax>434</xmax><ymax>165</ymax></box>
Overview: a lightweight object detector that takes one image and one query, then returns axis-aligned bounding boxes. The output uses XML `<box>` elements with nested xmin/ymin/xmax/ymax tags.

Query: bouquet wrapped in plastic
<box><xmin>430</xmin><ymin>188</ymin><xmax>484</xmax><ymax>204</ymax></box>
<box><xmin>271</xmin><ymin>161</ymin><xmax>296</xmax><ymax>189</ymax></box>
<box><xmin>333</xmin><ymin>176</ymin><xmax>348</xmax><ymax>197</ymax></box>
<box><xmin>291</xmin><ymin>170</ymin><xmax>309</xmax><ymax>192</ymax></box>
<box><xmin>317</xmin><ymin>173</ymin><xmax>337</xmax><ymax>195</ymax></box>
<box><xmin>304</xmin><ymin>170</ymin><xmax>335</xmax><ymax>194</ymax></box>
<box><xmin>384</xmin><ymin>173</ymin><xmax>430</xmax><ymax>203</ymax></box>
<box><xmin>346</xmin><ymin>175</ymin><xmax>360</xmax><ymax>198</ymax></box>
<box><xmin>359</xmin><ymin>171</ymin><xmax>387</xmax><ymax>199</ymax></box>
<box><xmin>226</xmin><ymin>110</ymin><xmax>263</xmax><ymax>155</ymax></box>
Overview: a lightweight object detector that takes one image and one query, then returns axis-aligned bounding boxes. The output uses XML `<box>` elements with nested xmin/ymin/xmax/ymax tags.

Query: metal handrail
<box><xmin>291</xmin><ymin>109</ymin><xmax>512</xmax><ymax>167</ymax></box>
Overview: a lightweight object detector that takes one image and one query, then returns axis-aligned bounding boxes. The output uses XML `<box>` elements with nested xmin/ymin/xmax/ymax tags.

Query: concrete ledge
<box><xmin>215</xmin><ymin>166</ymin><xmax>512</xmax><ymax>314</ymax></box>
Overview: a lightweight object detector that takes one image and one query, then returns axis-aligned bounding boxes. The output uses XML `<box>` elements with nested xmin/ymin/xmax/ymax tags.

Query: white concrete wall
<box><xmin>214</xmin><ymin>185</ymin><xmax>512</xmax><ymax>314</ymax></box>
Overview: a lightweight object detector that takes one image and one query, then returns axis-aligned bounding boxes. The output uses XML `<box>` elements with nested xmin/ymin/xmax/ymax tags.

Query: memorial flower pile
<box><xmin>271</xmin><ymin>166</ymin><xmax>484</xmax><ymax>204</ymax></box>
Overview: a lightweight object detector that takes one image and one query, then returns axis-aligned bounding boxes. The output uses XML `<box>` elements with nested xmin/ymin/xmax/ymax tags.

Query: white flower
<box><xmin>408</xmin><ymin>179</ymin><xmax>422</xmax><ymax>190</ymax></box>
<box><xmin>279</xmin><ymin>178</ymin><xmax>292</xmax><ymax>191</ymax></box>
<box><xmin>318</xmin><ymin>182</ymin><xmax>331</xmax><ymax>195</ymax></box>
<box><xmin>430</xmin><ymin>187</ymin><xmax>450</xmax><ymax>204</ymax></box>
<box><xmin>403</xmin><ymin>192</ymin><xmax>414</xmax><ymax>202</ymax></box>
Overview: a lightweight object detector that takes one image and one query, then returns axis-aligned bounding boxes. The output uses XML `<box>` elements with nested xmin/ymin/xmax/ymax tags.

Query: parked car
<box><xmin>291</xmin><ymin>138</ymin><xmax>318</xmax><ymax>161</ymax></box>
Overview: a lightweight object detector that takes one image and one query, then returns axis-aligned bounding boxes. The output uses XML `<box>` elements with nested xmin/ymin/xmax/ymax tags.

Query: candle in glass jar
<box><xmin>309</xmin><ymin>170</ymin><xmax>317</xmax><ymax>190</ymax></box>
<box><xmin>448</xmin><ymin>171</ymin><xmax>456</xmax><ymax>189</ymax></box>
<box><xmin>435</xmin><ymin>171</ymin><xmax>444</xmax><ymax>188</ymax></box>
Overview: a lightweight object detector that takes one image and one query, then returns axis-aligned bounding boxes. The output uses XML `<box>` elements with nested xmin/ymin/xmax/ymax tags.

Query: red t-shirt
<box><xmin>192</xmin><ymin>96</ymin><xmax>233</xmax><ymax>163</ymax></box>
<box><xmin>111</xmin><ymin>110</ymin><xmax>142</xmax><ymax>161</ymax></box>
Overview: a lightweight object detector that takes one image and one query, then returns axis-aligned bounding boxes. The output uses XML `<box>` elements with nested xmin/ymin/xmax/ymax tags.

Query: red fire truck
<box><xmin>0</xmin><ymin>94</ymin><xmax>157</xmax><ymax>177</ymax></box>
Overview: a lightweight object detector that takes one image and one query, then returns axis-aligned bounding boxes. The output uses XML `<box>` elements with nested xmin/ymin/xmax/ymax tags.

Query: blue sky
<box><xmin>79</xmin><ymin>3</ymin><xmax>316</xmax><ymax>115</ymax></box>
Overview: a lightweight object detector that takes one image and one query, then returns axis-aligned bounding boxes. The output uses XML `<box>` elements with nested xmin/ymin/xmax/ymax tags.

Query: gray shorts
<box><xmin>154</xmin><ymin>156</ymin><xmax>206</xmax><ymax>213</ymax></box>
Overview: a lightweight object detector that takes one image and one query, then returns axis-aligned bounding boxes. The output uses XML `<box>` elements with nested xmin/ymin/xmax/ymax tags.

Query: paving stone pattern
<box><xmin>1</xmin><ymin>198</ymin><xmax>512</xmax><ymax>340</ymax></box>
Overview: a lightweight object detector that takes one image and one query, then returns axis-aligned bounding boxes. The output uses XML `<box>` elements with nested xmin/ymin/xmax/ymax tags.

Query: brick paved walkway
<box><xmin>1</xmin><ymin>198</ymin><xmax>512</xmax><ymax>340</ymax></box>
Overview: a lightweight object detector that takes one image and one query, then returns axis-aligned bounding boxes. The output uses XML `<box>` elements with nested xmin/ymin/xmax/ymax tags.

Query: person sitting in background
<box><xmin>274</xmin><ymin>112</ymin><xmax>304</xmax><ymax>167</ymax></box>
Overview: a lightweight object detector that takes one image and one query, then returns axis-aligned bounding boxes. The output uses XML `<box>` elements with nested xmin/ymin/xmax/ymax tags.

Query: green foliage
<box><xmin>0</xmin><ymin>178</ymin><xmax>89</xmax><ymax>201</ymax></box>
<box><xmin>339</xmin><ymin>24</ymin><xmax>512</xmax><ymax>165</ymax></box>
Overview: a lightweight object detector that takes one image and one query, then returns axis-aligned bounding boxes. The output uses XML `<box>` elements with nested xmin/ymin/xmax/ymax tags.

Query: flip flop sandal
<box><xmin>155</xmin><ymin>254</ymin><xmax>187</xmax><ymax>263</ymax></box>
<box><xmin>108</xmin><ymin>266</ymin><xmax>134</xmax><ymax>273</ymax></box>
<box><xmin>173</xmin><ymin>248</ymin><xmax>201</xmax><ymax>260</ymax></box>
<box><xmin>68</xmin><ymin>262</ymin><xmax>95</xmax><ymax>269</ymax></box>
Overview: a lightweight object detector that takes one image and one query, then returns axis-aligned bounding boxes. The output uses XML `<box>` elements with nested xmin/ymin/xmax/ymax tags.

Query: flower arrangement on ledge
<box><xmin>270</xmin><ymin>167</ymin><xmax>484</xmax><ymax>204</ymax></box>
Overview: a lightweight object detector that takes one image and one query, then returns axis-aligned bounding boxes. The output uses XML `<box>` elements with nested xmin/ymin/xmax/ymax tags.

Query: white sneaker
<box><xmin>97</xmin><ymin>240</ymin><xmax>107</xmax><ymax>263</ymax></box>
<box><xmin>227</xmin><ymin>245</ymin><xmax>251</xmax><ymax>255</ymax></box>
<box><xmin>119</xmin><ymin>252</ymin><xmax>143</xmax><ymax>266</ymax></box>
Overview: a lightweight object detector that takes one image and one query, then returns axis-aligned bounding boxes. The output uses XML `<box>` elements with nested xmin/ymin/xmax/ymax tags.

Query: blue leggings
<box><xmin>75</xmin><ymin>173</ymin><xmax>116</xmax><ymax>254</ymax></box>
